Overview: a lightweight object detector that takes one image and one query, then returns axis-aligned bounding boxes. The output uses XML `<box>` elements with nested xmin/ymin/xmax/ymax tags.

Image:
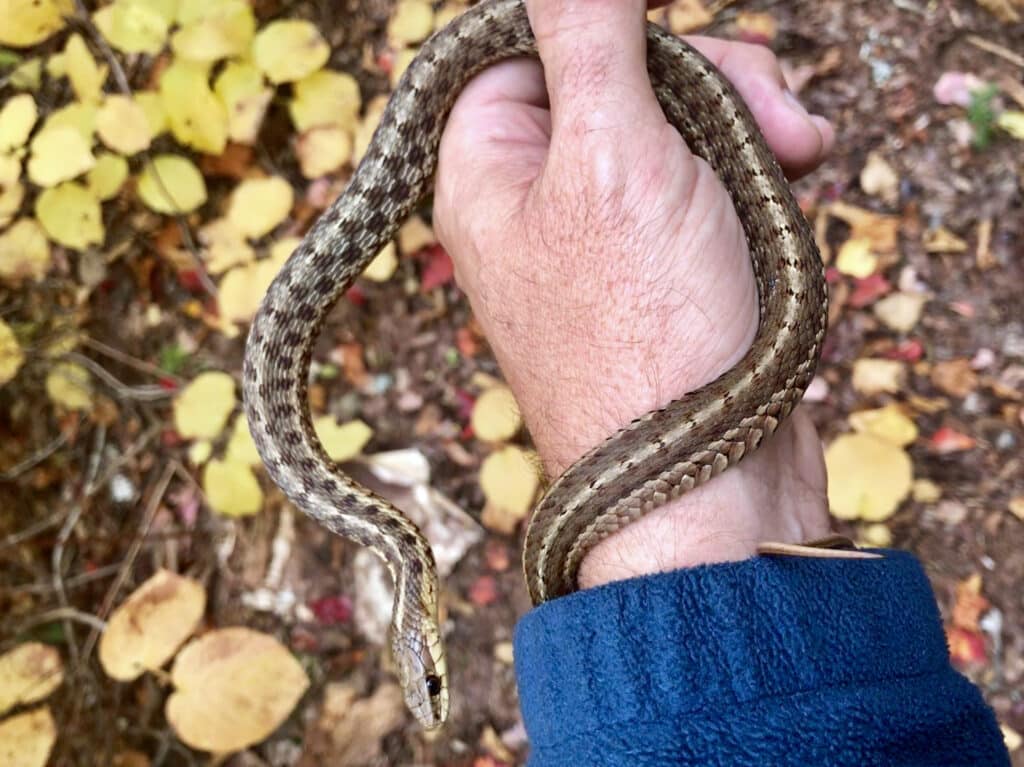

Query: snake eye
<box><xmin>425</xmin><ymin>674</ymin><xmax>442</xmax><ymax>697</ymax></box>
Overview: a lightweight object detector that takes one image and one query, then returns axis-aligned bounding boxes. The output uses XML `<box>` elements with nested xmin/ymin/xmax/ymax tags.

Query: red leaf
<box><xmin>468</xmin><ymin>575</ymin><xmax>499</xmax><ymax>607</ymax></box>
<box><xmin>346</xmin><ymin>285</ymin><xmax>366</xmax><ymax>306</ymax></box>
<box><xmin>419</xmin><ymin>245</ymin><xmax>454</xmax><ymax>292</ymax></box>
<box><xmin>848</xmin><ymin>273</ymin><xmax>892</xmax><ymax>308</ymax></box>
<box><xmin>947</xmin><ymin>626</ymin><xmax>987</xmax><ymax>669</ymax></box>
<box><xmin>885</xmin><ymin>339</ymin><xmax>924</xmax><ymax>362</ymax></box>
<box><xmin>309</xmin><ymin>594</ymin><xmax>353</xmax><ymax>625</ymax></box>
<box><xmin>928</xmin><ymin>426</ymin><xmax>976</xmax><ymax>453</ymax></box>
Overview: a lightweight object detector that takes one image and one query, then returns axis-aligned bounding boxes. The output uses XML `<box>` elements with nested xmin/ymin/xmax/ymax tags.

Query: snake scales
<box><xmin>242</xmin><ymin>0</ymin><xmax>826</xmax><ymax>730</ymax></box>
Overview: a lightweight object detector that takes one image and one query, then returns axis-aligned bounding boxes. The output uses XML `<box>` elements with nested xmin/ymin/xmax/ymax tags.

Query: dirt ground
<box><xmin>1</xmin><ymin>0</ymin><xmax>1022</xmax><ymax>765</ymax></box>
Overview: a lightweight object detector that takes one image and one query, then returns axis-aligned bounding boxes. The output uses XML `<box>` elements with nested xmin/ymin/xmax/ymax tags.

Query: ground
<box><xmin>0</xmin><ymin>0</ymin><xmax>1022</xmax><ymax>765</ymax></box>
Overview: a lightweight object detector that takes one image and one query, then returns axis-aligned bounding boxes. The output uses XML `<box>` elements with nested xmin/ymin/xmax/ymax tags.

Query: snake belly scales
<box><xmin>242</xmin><ymin>0</ymin><xmax>826</xmax><ymax>730</ymax></box>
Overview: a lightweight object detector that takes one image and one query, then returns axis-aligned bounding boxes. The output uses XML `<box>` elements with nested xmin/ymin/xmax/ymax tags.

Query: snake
<box><xmin>242</xmin><ymin>0</ymin><xmax>827</xmax><ymax>731</ymax></box>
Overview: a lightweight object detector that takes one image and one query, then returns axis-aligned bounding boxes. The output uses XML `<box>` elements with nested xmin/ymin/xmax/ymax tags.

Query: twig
<box><xmin>63</xmin><ymin>352</ymin><xmax>173</xmax><ymax>402</ymax></box>
<box><xmin>10</xmin><ymin>607</ymin><xmax>107</xmax><ymax>635</ymax></box>
<box><xmin>90</xmin><ymin>422</ymin><xmax>161</xmax><ymax>498</ymax></box>
<box><xmin>70</xmin><ymin>0</ymin><xmax>219</xmax><ymax>300</ymax></box>
<box><xmin>0</xmin><ymin>432</ymin><xmax>68</xmax><ymax>481</ymax></box>
<box><xmin>79</xmin><ymin>461</ymin><xmax>177</xmax><ymax>665</ymax></box>
<box><xmin>83</xmin><ymin>337</ymin><xmax>184</xmax><ymax>387</ymax></box>
<box><xmin>966</xmin><ymin>34</ymin><xmax>1024</xmax><ymax>68</ymax></box>
<box><xmin>2</xmin><ymin>561</ymin><xmax>123</xmax><ymax>595</ymax></box>
<box><xmin>0</xmin><ymin>509</ymin><xmax>66</xmax><ymax>553</ymax></box>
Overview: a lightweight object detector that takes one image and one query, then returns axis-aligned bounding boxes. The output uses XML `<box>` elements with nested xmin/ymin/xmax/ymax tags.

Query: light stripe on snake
<box><xmin>242</xmin><ymin>0</ymin><xmax>827</xmax><ymax>730</ymax></box>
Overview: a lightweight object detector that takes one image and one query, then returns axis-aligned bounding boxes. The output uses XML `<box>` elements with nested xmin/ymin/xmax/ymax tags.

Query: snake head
<box><xmin>391</xmin><ymin>626</ymin><xmax>449</xmax><ymax>729</ymax></box>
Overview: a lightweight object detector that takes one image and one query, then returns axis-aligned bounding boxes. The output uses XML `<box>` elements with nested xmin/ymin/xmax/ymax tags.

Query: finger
<box><xmin>686</xmin><ymin>37</ymin><xmax>835</xmax><ymax>178</ymax></box>
<box><xmin>525</xmin><ymin>0</ymin><xmax>662</xmax><ymax>139</ymax></box>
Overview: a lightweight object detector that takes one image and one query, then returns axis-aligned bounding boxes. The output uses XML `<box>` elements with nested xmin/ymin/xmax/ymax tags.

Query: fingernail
<box><xmin>783</xmin><ymin>88</ymin><xmax>811</xmax><ymax>119</ymax></box>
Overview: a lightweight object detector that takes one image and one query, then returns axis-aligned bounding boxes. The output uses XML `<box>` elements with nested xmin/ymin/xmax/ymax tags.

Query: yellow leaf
<box><xmin>923</xmin><ymin>226</ymin><xmax>968</xmax><ymax>254</ymax></box>
<box><xmin>848</xmin><ymin>404</ymin><xmax>918</xmax><ymax>447</ymax></box>
<box><xmin>479</xmin><ymin>445</ymin><xmax>541</xmax><ymax>523</ymax></box>
<box><xmin>390</xmin><ymin>47</ymin><xmax>417</xmax><ymax>89</ymax></box>
<box><xmin>225</xmin><ymin>416</ymin><xmax>261</xmax><ymax>466</ymax></box>
<box><xmin>226</xmin><ymin>176</ymin><xmax>293</xmax><ymax>239</ymax></box>
<box><xmin>851</xmin><ymin>358</ymin><xmax>906</xmax><ymax>396</ymax></box>
<box><xmin>872</xmin><ymin>292</ymin><xmax>927</xmax><ymax>333</ymax></box>
<box><xmin>10</xmin><ymin>58</ymin><xmax>43</xmax><ymax>91</ymax></box>
<box><xmin>199</xmin><ymin>217</ymin><xmax>253</xmax><ymax>273</ymax></box>
<box><xmin>387</xmin><ymin>0</ymin><xmax>435</xmax><ymax>46</ymax></box>
<box><xmin>99</xmin><ymin>569</ymin><xmax>206</xmax><ymax>681</ymax></box>
<box><xmin>0</xmin><ymin>0</ymin><xmax>72</xmax><ymax>48</ymax></box>
<box><xmin>64</xmin><ymin>33</ymin><xmax>107</xmax><ymax>103</ymax></box>
<box><xmin>289</xmin><ymin>69</ymin><xmax>361</xmax><ymax>132</ymax></box>
<box><xmin>314</xmin><ymin>417</ymin><xmax>373</xmax><ymax>462</ymax></box>
<box><xmin>354</xmin><ymin>95</ymin><xmax>388</xmax><ymax>164</ymax></box>
<box><xmin>171</xmin><ymin>0</ymin><xmax>254</xmax><ymax>62</ymax></box>
<box><xmin>471</xmin><ymin>385</ymin><xmax>522</xmax><ymax>442</ymax></box>
<box><xmin>134</xmin><ymin>90</ymin><xmax>167</xmax><ymax>137</ymax></box>
<box><xmin>202</xmin><ymin>458</ymin><xmax>263</xmax><ymax>516</ymax></box>
<box><xmin>167</xmin><ymin>628</ymin><xmax>309</xmax><ymax>751</ymax></box>
<box><xmin>187</xmin><ymin>439</ymin><xmax>212</xmax><ymax>465</ymax></box>
<box><xmin>825</xmin><ymin>433</ymin><xmax>913</xmax><ymax>522</ymax></box>
<box><xmin>0</xmin><ymin>643</ymin><xmax>63</xmax><ymax>717</ymax></box>
<box><xmin>0</xmin><ymin>218</ymin><xmax>50</xmax><ymax>282</ymax></box>
<box><xmin>252</xmin><ymin>19</ymin><xmax>329</xmax><ymax>84</ymax></box>
<box><xmin>0</xmin><ymin>319</ymin><xmax>25</xmax><ymax>385</ymax></box>
<box><xmin>45</xmin><ymin>361</ymin><xmax>93</xmax><ymax>410</ymax></box>
<box><xmin>173</xmin><ymin>370</ymin><xmax>235</xmax><ymax>439</ymax></box>
<box><xmin>35</xmin><ymin>182</ymin><xmax>104</xmax><ymax>250</ymax></box>
<box><xmin>859</xmin><ymin>150</ymin><xmax>899</xmax><ymax>205</ymax></box>
<box><xmin>218</xmin><ymin>242</ymin><xmax>292</xmax><ymax>323</ymax></box>
<box><xmin>159</xmin><ymin>59</ymin><xmax>227</xmax><ymax>154</ymax></box>
<box><xmin>997</xmin><ymin>110</ymin><xmax>1024</xmax><ymax>139</ymax></box>
<box><xmin>859</xmin><ymin>523</ymin><xmax>892</xmax><ymax>548</ymax></box>
<box><xmin>40</xmin><ymin>101</ymin><xmax>96</xmax><ymax>142</ymax></box>
<box><xmin>434</xmin><ymin>2</ymin><xmax>467</xmax><ymax>29</ymax></box>
<box><xmin>0</xmin><ymin>155</ymin><xmax>25</xmax><ymax>228</ymax></box>
<box><xmin>398</xmin><ymin>215</ymin><xmax>434</xmax><ymax>255</ymax></box>
<box><xmin>912</xmin><ymin>479</ymin><xmax>942</xmax><ymax>503</ymax></box>
<box><xmin>0</xmin><ymin>93</ymin><xmax>37</xmax><ymax>152</ymax></box>
<box><xmin>213</xmin><ymin>61</ymin><xmax>271</xmax><ymax>144</ymax></box>
<box><xmin>0</xmin><ymin>706</ymin><xmax>57</xmax><ymax>767</ymax></box>
<box><xmin>835</xmin><ymin>237</ymin><xmax>878</xmax><ymax>278</ymax></box>
<box><xmin>86</xmin><ymin>151</ymin><xmax>129</xmax><ymax>200</ymax></box>
<box><xmin>93</xmin><ymin>0</ymin><xmax>176</xmax><ymax>54</ymax></box>
<box><xmin>96</xmin><ymin>95</ymin><xmax>152</xmax><ymax>155</ymax></box>
<box><xmin>362</xmin><ymin>241</ymin><xmax>397</xmax><ymax>282</ymax></box>
<box><xmin>27</xmin><ymin>126</ymin><xmax>95</xmax><ymax>187</ymax></box>
<box><xmin>137</xmin><ymin>154</ymin><xmax>207</xmax><ymax>214</ymax></box>
<box><xmin>295</xmin><ymin>125</ymin><xmax>353</xmax><ymax>179</ymax></box>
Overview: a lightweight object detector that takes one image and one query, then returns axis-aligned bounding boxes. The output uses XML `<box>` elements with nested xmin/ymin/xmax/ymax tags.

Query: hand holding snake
<box><xmin>243</xmin><ymin>0</ymin><xmax>833</xmax><ymax>729</ymax></box>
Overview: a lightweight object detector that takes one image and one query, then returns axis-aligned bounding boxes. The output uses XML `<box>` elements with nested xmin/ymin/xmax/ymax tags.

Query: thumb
<box><xmin>525</xmin><ymin>0</ymin><xmax>662</xmax><ymax>139</ymax></box>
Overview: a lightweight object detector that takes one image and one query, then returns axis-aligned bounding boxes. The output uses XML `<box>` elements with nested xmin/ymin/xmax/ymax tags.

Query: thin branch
<box><xmin>63</xmin><ymin>352</ymin><xmax>173</xmax><ymax>402</ymax></box>
<box><xmin>966</xmin><ymin>34</ymin><xmax>1024</xmax><ymax>68</ymax></box>
<box><xmin>11</xmin><ymin>607</ymin><xmax>107</xmax><ymax>635</ymax></box>
<box><xmin>83</xmin><ymin>337</ymin><xmax>184</xmax><ymax>387</ymax></box>
<box><xmin>0</xmin><ymin>432</ymin><xmax>68</xmax><ymax>481</ymax></box>
<box><xmin>0</xmin><ymin>509</ymin><xmax>66</xmax><ymax>553</ymax></box>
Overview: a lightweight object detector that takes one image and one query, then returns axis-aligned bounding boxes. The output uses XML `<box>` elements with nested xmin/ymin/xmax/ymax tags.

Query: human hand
<box><xmin>433</xmin><ymin>0</ymin><xmax>836</xmax><ymax>590</ymax></box>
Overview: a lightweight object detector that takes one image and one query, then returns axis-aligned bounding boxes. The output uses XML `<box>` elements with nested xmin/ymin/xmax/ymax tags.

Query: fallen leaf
<box><xmin>480</xmin><ymin>445</ymin><xmax>541</xmax><ymax>527</ymax></box>
<box><xmin>975</xmin><ymin>0</ymin><xmax>1020</xmax><ymax>22</ymax></box>
<box><xmin>912</xmin><ymin>478</ymin><xmax>942</xmax><ymax>503</ymax></box>
<box><xmin>171</xmin><ymin>0</ymin><xmax>255</xmax><ymax>63</ymax></box>
<box><xmin>398</xmin><ymin>215</ymin><xmax>435</xmax><ymax>255</ymax></box>
<box><xmin>296</xmin><ymin>125</ymin><xmax>353</xmax><ymax>179</ymax></box>
<box><xmin>419</xmin><ymin>244</ymin><xmax>454</xmax><ymax>292</ymax></box>
<box><xmin>859</xmin><ymin>522</ymin><xmax>892</xmax><ymax>548</ymax></box>
<box><xmin>0</xmin><ymin>93</ymin><xmax>37</xmax><ymax>151</ymax></box>
<box><xmin>848</xmin><ymin>273</ymin><xmax>892</xmax><ymax>308</ymax></box>
<box><xmin>203</xmin><ymin>458</ymin><xmax>263</xmax><ymax>516</ymax></box>
<box><xmin>825</xmin><ymin>433</ymin><xmax>913</xmax><ymax>521</ymax></box>
<box><xmin>951</xmin><ymin>574</ymin><xmax>989</xmax><ymax>631</ymax></box>
<box><xmin>0</xmin><ymin>155</ymin><xmax>23</xmax><ymax>228</ymax></box>
<box><xmin>93</xmin><ymin>0</ymin><xmax>174</xmax><ymax>54</ymax></box>
<box><xmin>835</xmin><ymin>237</ymin><xmax>878</xmax><ymax>278</ymax></box>
<box><xmin>828</xmin><ymin>201</ymin><xmax>899</xmax><ymax>254</ymax></box>
<box><xmin>931</xmin><ymin>358</ymin><xmax>978</xmax><ymax>398</ymax></box>
<box><xmin>299</xmin><ymin>682</ymin><xmax>403</xmax><ymax>767</ymax></box>
<box><xmin>173</xmin><ymin>371</ymin><xmax>236</xmax><ymax>439</ymax></box>
<box><xmin>933</xmin><ymin>71</ymin><xmax>986</xmax><ymax>107</ymax></box>
<box><xmin>851</xmin><ymin>358</ymin><xmax>906</xmax><ymax>395</ymax></box>
<box><xmin>468</xmin><ymin>574</ymin><xmax>499</xmax><ymax>606</ymax></box>
<box><xmin>665</xmin><ymin>0</ymin><xmax>712</xmax><ymax>34</ymax></box>
<box><xmin>159</xmin><ymin>59</ymin><xmax>228</xmax><ymax>154</ymax></box>
<box><xmin>0</xmin><ymin>644</ymin><xmax>63</xmax><ymax>717</ymax></box>
<box><xmin>290</xmin><ymin>69</ymin><xmax>361</xmax><ymax>132</ymax></box>
<box><xmin>387</xmin><ymin>0</ymin><xmax>434</xmax><ymax>46</ymax></box>
<box><xmin>0</xmin><ymin>706</ymin><xmax>57</xmax><ymax>767</ymax></box>
<box><xmin>96</xmin><ymin>95</ymin><xmax>152</xmax><ymax>155</ymax></box>
<box><xmin>45</xmin><ymin>361</ymin><xmax>92</xmax><ymax>410</ymax></box>
<box><xmin>314</xmin><ymin>417</ymin><xmax>373</xmax><ymax>462</ymax></box>
<box><xmin>227</xmin><ymin>176</ymin><xmax>293</xmax><ymax>239</ymax></box>
<box><xmin>1009</xmin><ymin>495</ymin><xmax>1024</xmax><ymax>521</ymax></box>
<box><xmin>213</xmin><ymin>62</ymin><xmax>272</xmax><ymax>145</ymax></box>
<box><xmin>928</xmin><ymin>426</ymin><xmax>976</xmax><ymax>453</ymax></box>
<box><xmin>0</xmin><ymin>319</ymin><xmax>25</xmax><ymax>385</ymax></box>
<box><xmin>99</xmin><ymin>570</ymin><xmax>206</xmax><ymax>681</ymax></box>
<box><xmin>848</xmin><ymin>404</ymin><xmax>918</xmax><ymax>446</ymax></box>
<box><xmin>997</xmin><ymin>110</ymin><xmax>1024</xmax><ymax>139</ymax></box>
<box><xmin>947</xmin><ymin>626</ymin><xmax>987</xmax><ymax>669</ymax></box>
<box><xmin>734</xmin><ymin>11</ymin><xmax>777</xmax><ymax>43</ymax></box>
<box><xmin>471</xmin><ymin>385</ymin><xmax>522</xmax><ymax>443</ymax></box>
<box><xmin>308</xmin><ymin>594</ymin><xmax>352</xmax><ymax>625</ymax></box>
<box><xmin>41</xmin><ymin>101</ymin><xmax>96</xmax><ymax>142</ymax></box>
<box><xmin>362</xmin><ymin>242</ymin><xmax>397</xmax><ymax>282</ymax></box>
<box><xmin>64</xmin><ymin>33</ymin><xmax>106</xmax><ymax>103</ymax></box>
<box><xmin>225</xmin><ymin>416</ymin><xmax>262</xmax><ymax>466</ymax></box>
<box><xmin>873</xmin><ymin>292</ymin><xmax>926</xmax><ymax>333</ymax></box>
<box><xmin>0</xmin><ymin>219</ymin><xmax>50</xmax><ymax>282</ymax></box>
<box><xmin>0</xmin><ymin>0</ymin><xmax>72</xmax><ymax>47</ymax></box>
<box><xmin>87</xmin><ymin>151</ymin><xmax>129</xmax><ymax>200</ymax></box>
<box><xmin>199</xmin><ymin>217</ymin><xmax>253</xmax><ymax>274</ymax></box>
<box><xmin>924</xmin><ymin>227</ymin><xmax>968</xmax><ymax>254</ymax></box>
<box><xmin>252</xmin><ymin>20</ymin><xmax>329</xmax><ymax>84</ymax></box>
<box><xmin>137</xmin><ymin>154</ymin><xmax>207</xmax><ymax>214</ymax></box>
<box><xmin>167</xmin><ymin>627</ymin><xmax>309</xmax><ymax>752</ymax></box>
<box><xmin>27</xmin><ymin>126</ymin><xmax>95</xmax><ymax>187</ymax></box>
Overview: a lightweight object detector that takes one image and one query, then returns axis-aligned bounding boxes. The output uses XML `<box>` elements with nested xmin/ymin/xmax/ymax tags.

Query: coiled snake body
<box><xmin>242</xmin><ymin>0</ymin><xmax>826</xmax><ymax>730</ymax></box>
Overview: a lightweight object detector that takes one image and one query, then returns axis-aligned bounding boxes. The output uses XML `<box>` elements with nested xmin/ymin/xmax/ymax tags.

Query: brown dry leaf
<box><xmin>301</xmin><ymin>682</ymin><xmax>404</xmax><ymax>766</ymax></box>
<box><xmin>851</xmin><ymin>358</ymin><xmax>906</xmax><ymax>395</ymax></box>
<box><xmin>166</xmin><ymin>627</ymin><xmax>309</xmax><ymax>753</ymax></box>
<box><xmin>734</xmin><ymin>11</ymin><xmax>777</xmax><ymax>42</ymax></box>
<box><xmin>931</xmin><ymin>358</ymin><xmax>978</xmax><ymax>398</ymax></box>
<box><xmin>0</xmin><ymin>707</ymin><xmax>57</xmax><ymax>767</ymax></box>
<box><xmin>471</xmin><ymin>385</ymin><xmax>522</xmax><ymax>443</ymax></box>
<box><xmin>666</xmin><ymin>0</ymin><xmax>712</xmax><ymax>33</ymax></box>
<box><xmin>480</xmin><ymin>445</ymin><xmax>541</xmax><ymax>529</ymax></box>
<box><xmin>873</xmin><ymin>292</ymin><xmax>926</xmax><ymax>333</ymax></box>
<box><xmin>388</xmin><ymin>0</ymin><xmax>434</xmax><ymax>46</ymax></box>
<box><xmin>0</xmin><ymin>643</ymin><xmax>63</xmax><ymax>717</ymax></box>
<box><xmin>975</xmin><ymin>218</ymin><xmax>995</xmax><ymax>270</ymax></box>
<box><xmin>952</xmin><ymin>574</ymin><xmax>990</xmax><ymax>632</ymax></box>
<box><xmin>860</xmin><ymin>151</ymin><xmax>899</xmax><ymax>206</ymax></box>
<box><xmin>923</xmin><ymin>227</ymin><xmax>968</xmax><ymax>254</ymax></box>
<box><xmin>848</xmin><ymin>404</ymin><xmax>918</xmax><ymax>447</ymax></box>
<box><xmin>976</xmin><ymin>0</ymin><xmax>1021</xmax><ymax>22</ymax></box>
<box><xmin>828</xmin><ymin>201</ymin><xmax>899</xmax><ymax>254</ymax></box>
<box><xmin>825</xmin><ymin>433</ymin><xmax>913</xmax><ymax>522</ymax></box>
<box><xmin>99</xmin><ymin>570</ymin><xmax>206</xmax><ymax>681</ymax></box>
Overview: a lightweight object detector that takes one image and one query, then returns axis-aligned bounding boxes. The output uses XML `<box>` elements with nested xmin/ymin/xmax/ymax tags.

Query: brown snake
<box><xmin>242</xmin><ymin>0</ymin><xmax>827</xmax><ymax>730</ymax></box>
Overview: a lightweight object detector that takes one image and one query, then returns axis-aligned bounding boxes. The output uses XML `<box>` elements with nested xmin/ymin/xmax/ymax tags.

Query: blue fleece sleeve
<box><xmin>512</xmin><ymin>550</ymin><xmax>1009</xmax><ymax>766</ymax></box>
